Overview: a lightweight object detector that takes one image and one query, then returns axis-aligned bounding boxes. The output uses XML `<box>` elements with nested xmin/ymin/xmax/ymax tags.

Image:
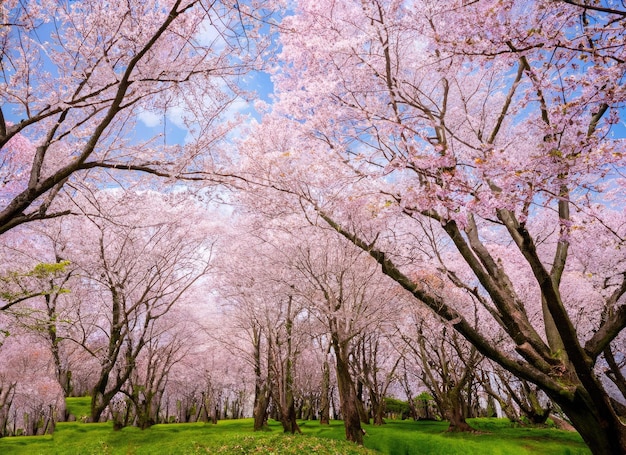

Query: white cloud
<box><xmin>195</xmin><ymin>18</ymin><xmax>227</xmax><ymax>52</ymax></box>
<box><xmin>225</xmin><ymin>97</ymin><xmax>250</xmax><ymax>121</ymax></box>
<box><xmin>166</xmin><ymin>105</ymin><xmax>189</xmax><ymax>130</ymax></box>
<box><xmin>138</xmin><ymin>110</ymin><xmax>162</xmax><ymax>127</ymax></box>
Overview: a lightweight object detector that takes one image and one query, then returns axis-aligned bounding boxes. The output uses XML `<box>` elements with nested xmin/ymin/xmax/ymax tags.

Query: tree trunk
<box><xmin>441</xmin><ymin>384</ymin><xmax>473</xmax><ymax>432</ymax></box>
<box><xmin>334</xmin><ymin>341</ymin><xmax>363</xmax><ymax>445</ymax></box>
<box><xmin>90</xmin><ymin>280</ymin><xmax>125</xmax><ymax>423</ymax></box>
<box><xmin>278</xmin><ymin>359</ymin><xmax>301</xmax><ymax>434</ymax></box>
<box><xmin>252</xmin><ymin>326</ymin><xmax>270</xmax><ymax>431</ymax></box>
<box><xmin>210</xmin><ymin>404</ymin><xmax>219</xmax><ymax>425</ymax></box>
<box><xmin>356</xmin><ymin>380</ymin><xmax>370</xmax><ymax>425</ymax></box>
<box><xmin>0</xmin><ymin>382</ymin><xmax>16</xmax><ymax>437</ymax></box>
<box><xmin>446</xmin><ymin>401</ymin><xmax>474</xmax><ymax>432</ymax></box>
<box><xmin>135</xmin><ymin>396</ymin><xmax>155</xmax><ymax>430</ymax></box>
<box><xmin>281</xmin><ymin>398</ymin><xmax>300</xmax><ymax>434</ymax></box>
<box><xmin>253</xmin><ymin>388</ymin><xmax>270</xmax><ymax>431</ymax></box>
<box><xmin>401</xmin><ymin>367</ymin><xmax>419</xmax><ymax>421</ymax></box>
<box><xmin>319</xmin><ymin>359</ymin><xmax>331</xmax><ymax>425</ymax></box>
<box><xmin>522</xmin><ymin>383</ymin><xmax>551</xmax><ymax>425</ymax></box>
<box><xmin>370</xmin><ymin>392</ymin><xmax>385</xmax><ymax>425</ymax></box>
<box><xmin>604</xmin><ymin>345</ymin><xmax>626</xmax><ymax>405</ymax></box>
<box><xmin>90</xmin><ymin>383</ymin><xmax>109</xmax><ymax>423</ymax></box>
<box><xmin>276</xmin><ymin>295</ymin><xmax>302</xmax><ymax>435</ymax></box>
<box><xmin>550</xmin><ymin>390</ymin><xmax>626</xmax><ymax>455</ymax></box>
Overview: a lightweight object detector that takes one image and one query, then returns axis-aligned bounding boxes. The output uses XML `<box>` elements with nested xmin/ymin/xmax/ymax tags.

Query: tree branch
<box><xmin>559</xmin><ymin>0</ymin><xmax>626</xmax><ymax>17</ymax></box>
<box><xmin>315</xmin><ymin>207</ymin><xmax>570</xmax><ymax>397</ymax></box>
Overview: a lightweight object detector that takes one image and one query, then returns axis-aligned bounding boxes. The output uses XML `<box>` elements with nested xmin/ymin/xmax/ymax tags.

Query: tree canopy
<box><xmin>1</xmin><ymin>1</ymin><xmax>625</xmax><ymax>454</ymax></box>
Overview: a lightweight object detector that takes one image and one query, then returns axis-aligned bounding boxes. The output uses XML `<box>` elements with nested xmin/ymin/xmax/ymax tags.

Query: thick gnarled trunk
<box><xmin>551</xmin><ymin>389</ymin><xmax>626</xmax><ymax>455</ymax></box>
<box><xmin>445</xmin><ymin>392</ymin><xmax>473</xmax><ymax>433</ymax></box>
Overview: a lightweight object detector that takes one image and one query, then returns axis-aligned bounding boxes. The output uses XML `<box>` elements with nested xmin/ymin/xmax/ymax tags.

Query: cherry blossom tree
<box><xmin>48</xmin><ymin>189</ymin><xmax>216</xmax><ymax>423</ymax></box>
<box><xmin>215</xmin><ymin>217</ymin><xmax>317</xmax><ymax>434</ymax></box>
<box><xmin>0</xmin><ymin>0</ymin><xmax>271</xmax><ymax>235</ymax></box>
<box><xmin>159</xmin><ymin>329</ymin><xmax>250</xmax><ymax>425</ymax></box>
<box><xmin>480</xmin><ymin>363</ymin><xmax>553</xmax><ymax>425</ymax></box>
<box><xmin>401</xmin><ymin>312</ymin><xmax>483</xmax><ymax>432</ymax></box>
<box><xmin>122</xmin><ymin>315</ymin><xmax>189</xmax><ymax>428</ymax></box>
<box><xmin>287</xmin><ymin>230</ymin><xmax>403</xmax><ymax>444</ymax></box>
<box><xmin>214</xmin><ymin>227</ymin><xmax>279</xmax><ymax>430</ymax></box>
<box><xmin>0</xmin><ymin>332</ymin><xmax>64</xmax><ymax>436</ymax></box>
<box><xmin>0</xmin><ymin>222</ymin><xmax>86</xmax><ymax>401</ymax></box>
<box><xmin>235</xmin><ymin>1</ymin><xmax>626</xmax><ymax>452</ymax></box>
<box><xmin>351</xmin><ymin>328</ymin><xmax>403</xmax><ymax>426</ymax></box>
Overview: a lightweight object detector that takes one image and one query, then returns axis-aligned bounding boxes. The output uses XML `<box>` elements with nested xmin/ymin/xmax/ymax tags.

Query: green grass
<box><xmin>0</xmin><ymin>413</ymin><xmax>591</xmax><ymax>455</ymax></box>
<box><xmin>0</xmin><ymin>419</ymin><xmax>375</xmax><ymax>455</ymax></box>
<box><xmin>66</xmin><ymin>396</ymin><xmax>92</xmax><ymax>421</ymax></box>
<box><xmin>358</xmin><ymin>419</ymin><xmax>591</xmax><ymax>455</ymax></box>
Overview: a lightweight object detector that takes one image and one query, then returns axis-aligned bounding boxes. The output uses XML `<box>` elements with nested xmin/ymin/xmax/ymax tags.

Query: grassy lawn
<box><xmin>0</xmin><ymin>398</ymin><xmax>590</xmax><ymax>454</ymax></box>
<box><xmin>358</xmin><ymin>419</ymin><xmax>590</xmax><ymax>455</ymax></box>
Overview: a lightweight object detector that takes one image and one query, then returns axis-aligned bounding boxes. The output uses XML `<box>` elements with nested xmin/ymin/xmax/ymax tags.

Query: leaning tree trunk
<box><xmin>90</xmin><ymin>378</ymin><xmax>111</xmax><ymax>423</ymax></box>
<box><xmin>519</xmin><ymin>381</ymin><xmax>551</xmax><ymax>425</ymax></box>
<box><xmin>548</xmin><ymin>387</ymin><xmax>626</xmax><ymax>455</ymax></box>
<box><xmin>355</xmin><ymin>380</ymin><xmax>370</xmax><ymax>425</ymax></box>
